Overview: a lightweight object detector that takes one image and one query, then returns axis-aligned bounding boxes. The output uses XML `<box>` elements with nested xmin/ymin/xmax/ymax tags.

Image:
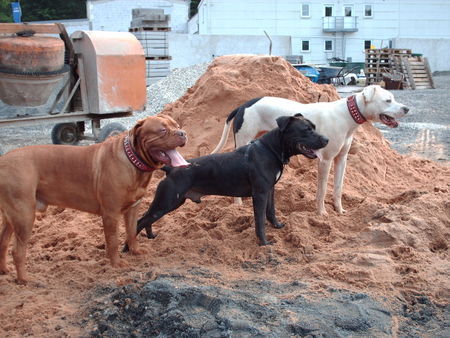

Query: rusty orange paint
<box><xmin>72</xmin><ymin>30</ymin><xmax>147</xmax><ymax>114</ymax></box>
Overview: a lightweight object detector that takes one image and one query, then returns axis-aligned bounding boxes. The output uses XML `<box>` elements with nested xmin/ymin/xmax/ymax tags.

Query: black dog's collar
<box><xmin>246</xmin><ymin>139</ymin><xmax>285</xmax><ymax>184</ymax></box>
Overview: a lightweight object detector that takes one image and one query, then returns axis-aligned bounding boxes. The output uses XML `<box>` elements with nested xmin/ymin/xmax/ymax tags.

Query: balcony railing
<box><xmin>323</xmin><ymin>16</ymin><xmax>358</xmax><ymax>32</ymax></box>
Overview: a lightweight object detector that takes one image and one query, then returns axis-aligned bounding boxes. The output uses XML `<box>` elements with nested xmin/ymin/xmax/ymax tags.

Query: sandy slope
<box><xmin>0</xmin><ymin>55</ymin><xmax>448</xmax><ymax>336</ymax></box>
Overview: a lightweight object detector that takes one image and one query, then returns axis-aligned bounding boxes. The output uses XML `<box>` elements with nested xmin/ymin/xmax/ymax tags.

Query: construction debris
<box><xmin>365</xmin><ymin>48</ymin><xmax>435</xmax><ymax>89</ymax></box>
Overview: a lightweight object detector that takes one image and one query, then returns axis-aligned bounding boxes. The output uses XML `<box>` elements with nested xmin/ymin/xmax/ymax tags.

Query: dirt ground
<box><xmin>0</xmin><ymin>55</ymin><xmax>449</xmax><ymax>336</ymax></box>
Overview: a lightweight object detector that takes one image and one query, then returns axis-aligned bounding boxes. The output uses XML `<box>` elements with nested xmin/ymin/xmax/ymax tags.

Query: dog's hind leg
<box><xmin>139</xmin><ymin>195</ymin><xmax>186</xmax><ymax>239</ymax></box>
<box><xmin>122</xmin><ymin>178</ymin><xmax>187</xmax><ymax>252</ymax></box>
<box><xmin>0</xmin><ymin>219</ymin><xmax>13</xmax><ymax>274</ymax></box>
<box><xmin>333</xmin><ymin>140</ymin><xmax>352</xmax><ymax>214</ymax></box>
<box><xmin>316</xmin><ymin>159</ymin><xmax>333</xmax><ymax>216</ymax></box>
<box><xmin>266</xmin><ymin>187</ymin><xmax>284</xmax><ymax>229</ymax></box>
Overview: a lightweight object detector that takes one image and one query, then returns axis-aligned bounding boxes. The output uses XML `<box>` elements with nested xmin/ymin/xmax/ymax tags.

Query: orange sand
<box><xmin>0</xmin><ymin>55</ymin><xmax>448</xmax><ymax>336</ymax></box>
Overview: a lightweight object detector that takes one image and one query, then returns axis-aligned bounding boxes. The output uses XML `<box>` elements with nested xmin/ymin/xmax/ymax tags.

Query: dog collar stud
<box><xmin>123</xmin><ymin>136</ymin><xmax>155</xmax><ymax>172</ymax></box>
<box><xmin>347</xmin><ymin>95</ymin><xmax>367</xmax><ymax>124</ymax></box>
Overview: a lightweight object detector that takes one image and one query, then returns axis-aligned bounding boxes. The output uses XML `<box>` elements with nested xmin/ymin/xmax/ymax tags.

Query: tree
<box><xmin>189</xmin><ymin>0</ymin><xmax>200</xmax><ymax>19</ymax></box>
<box><xmin>0</xmin><ymin>0</ymin><xmax>87</xmax><ymax>22</ymax></box>
<box><xmin>0</xmin><ymin>0</ymin><xmax>13</xmax><ymax>22</ymax></box>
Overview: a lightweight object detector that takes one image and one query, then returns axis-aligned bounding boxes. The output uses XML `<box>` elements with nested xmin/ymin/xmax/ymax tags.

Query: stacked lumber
<box><xmin>365</xmin><ymin>48</ymin><xmax>411</xmax><ymax>85</ymax></box>
<box><xmin>129</xmin><ymin>8</ymin><xmax>171</xmax><ymax>85</ymax></box>
<box><xmin>365</xmin><ymin>48</ymin><xmax>434</xmax><ymax>90</ymax></box>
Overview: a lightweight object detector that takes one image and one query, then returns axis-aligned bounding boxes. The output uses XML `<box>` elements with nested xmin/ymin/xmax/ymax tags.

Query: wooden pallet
<box><xmin>404</xmin><ymin>56</ymin><xmax>435</xmax><ymax>89</ymax></box>
<box><xmin>129</xmin><ymin>26</ymin><xmax>171</xmax><ymax>32</ymax></box>
<box><xmin>365</xmin><ymin>48</ymin><xmax>414</xmax><ymax>87</ymax></box>
<box><xmin>391</xmin><ymin>56</ymin><xmax>411</xmax><ymax>89</ymax></box>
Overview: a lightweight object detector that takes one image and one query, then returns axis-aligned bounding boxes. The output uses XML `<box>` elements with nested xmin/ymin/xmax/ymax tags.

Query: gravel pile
<box><xmin>144</xmin><ymin>63</ymin><xmax>210</xmax><ymax>116</ymax></box>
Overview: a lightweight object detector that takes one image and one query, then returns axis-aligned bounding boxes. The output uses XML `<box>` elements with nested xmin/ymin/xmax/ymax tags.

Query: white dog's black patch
<box><xmin>229</xmin><ymin>97</ymin><xmax>262</xmax><ymax>134</ymax></box>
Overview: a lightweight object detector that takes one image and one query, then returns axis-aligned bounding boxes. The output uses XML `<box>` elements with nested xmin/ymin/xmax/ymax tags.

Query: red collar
<box><xmin>123</xmin><ymin>136</ymin><xmax>155</xmax><ymax>172</ymax></box>
<box><xmin>347</xmin><ymin>95</ymin><xmax>367</xmax><ymax>124</ymax></box>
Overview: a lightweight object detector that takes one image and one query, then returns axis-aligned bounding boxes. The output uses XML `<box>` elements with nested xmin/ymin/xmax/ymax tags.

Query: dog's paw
<box><xmin>273</xmin><ymin>222</ymin><xmax>285</xmax><ymax>229</ymax></box>
<box><xmin>334</xmin><ymin>205</ymin><xmax>346</xmax><ymax>214</ymax></box>
<box><xmin>317</xmin><ymin>209</ymin><xmax>328</xmax><ymax>216</ymax></box>
<box><xmin>111</xmin><ymin>259</ymin><xmax>129</xmax><ymax>269</ymax></box>
<box><xmin>15</xmin><ymin>277</ymin><xmax>28</xmax><ymax>285</ymax></box>
<box><xmin>0</xmin><ymin>265</ymin><xmax>9</xmax><ymax>275</ymax></box>
<box><xmin>145</xmin><ymin>232</ymin><xmax>157</xmax><ymax>239</ymax></box>
<box><xmin>259</xmin><ymin>240</ymin><xmax>273</xmax><ymax>246</ymax></box>
<box><xmin>129</xmin><ymin>247</ymin><xmax>148</xmax><ymax>256</ymax></box>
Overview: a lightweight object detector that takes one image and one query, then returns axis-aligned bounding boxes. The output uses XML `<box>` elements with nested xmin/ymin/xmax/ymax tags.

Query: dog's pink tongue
<box><xmin>166</xmin><ymin>149</ymin><xmax>190</xmax><ymax>167</ymax></box>
<box><xmin>314</xmin><ymin>150</ymin><xmax>323</xmax><ymax>161</ymax></box>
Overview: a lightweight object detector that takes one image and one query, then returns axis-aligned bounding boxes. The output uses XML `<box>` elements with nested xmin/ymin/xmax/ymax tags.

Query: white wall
<box><xmin>86</xmin><ymin>0</ymin><xmax>188</xmax><ymax>32</ymax></box>
<box><xmin>169</xmin><ymin>34</ymin><xmax>291</xmax><ymax>68</ymax></box>
<box><xmin>393</xmin><ymin>38</ymin><xmax>450</xmax><ymax>72</ymax></box>
<box><xmin>197</xmin><ymin>0</ymin><xmax>450</xmax><ymax>71</ymax></box>
<box><xmin>33</xmin><ymin>19</ymin><xmax>90</xmax><ymax>36</ymax></box>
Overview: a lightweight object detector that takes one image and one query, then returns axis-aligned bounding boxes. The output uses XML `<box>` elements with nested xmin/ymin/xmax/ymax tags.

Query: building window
<box><xmin>325</xmin><ymin>40</ymin><xmax>333</xmax><ymax>51</ymax></box>
<box><xmin>324</xmin><ymin>5</ymin><xmax>333</xmax><ymax>17</ymax></box>
<box><xmin>301</xmin><ymin>40</ymin><xmax>310</xmax><ymax>52</ymax></box>
<box><xmin>344</xmin><ymin>5</ymin><xmax>353</xmax><ymax>16</ymax></box>
<box><xmin>364</xmin><ymin>4</ymin><xmax>373</xmax><ymax>17</ymax></box>
<box><xmin>364</xmin><ymin>40</ymin><xmax>371</xmax><ymax>50</ymax></box>
<box><xmin>301</xmin><ymin>4</ymin><xmax>310</xmax><ymax>17</ymax></box>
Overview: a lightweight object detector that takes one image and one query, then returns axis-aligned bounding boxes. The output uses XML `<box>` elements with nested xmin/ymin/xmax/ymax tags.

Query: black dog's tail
<box><xmin>210</xmin><ymin>97</ymin><xmax>263</xmax><ymax>154</ymax></box>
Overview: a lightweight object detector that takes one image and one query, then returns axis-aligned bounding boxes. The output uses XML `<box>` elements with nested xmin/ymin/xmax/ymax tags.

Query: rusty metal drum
<box><xmin>0</xmin><ymin>35</ymin><xmax>65</xmax><ymax>72</ymax></box>
<box><xmin>0</xmin><ymin>34</ymin><xmax>67</xmax><ymax>106</ymax></box>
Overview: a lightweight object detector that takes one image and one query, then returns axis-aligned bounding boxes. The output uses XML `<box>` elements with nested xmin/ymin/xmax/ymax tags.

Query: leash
<box><xmin>347</xmin><ymin>95</ymin><xmax>367</xmax><ymax>124</ymax></box>
<box><xmin>246</xmin><ymin>139</ymin><xmax>285</xmax><ymax>184</ymax></box>
<box><xmin>123</xmin><ymin>135</ymin><xmax>155</xmax><ymax>172</ymax></box>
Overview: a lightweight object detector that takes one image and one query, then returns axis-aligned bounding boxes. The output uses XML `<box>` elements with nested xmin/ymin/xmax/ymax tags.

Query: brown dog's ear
<box><xmin>276</xmin><ymin>116</ymin><xmax>296</xmax><ymax>132</ymax></box>
<box><xmin>129</xmin><ymin>119</ymin><xmax>146</xmax><ymax>143</ymax></box>
<box><xmin>130</xmin><ymin>119</ymin><xmax>145</xmax><ymax>133</ymax></box>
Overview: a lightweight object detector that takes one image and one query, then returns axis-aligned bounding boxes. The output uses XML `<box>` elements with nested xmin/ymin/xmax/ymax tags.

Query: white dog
<box><xmin>211</xmin><ymin>85</ymin><xmax>409</xmax><ymax>215</ymax></box>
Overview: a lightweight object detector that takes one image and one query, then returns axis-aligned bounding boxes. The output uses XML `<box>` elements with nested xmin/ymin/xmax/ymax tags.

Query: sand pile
<box><xmin>163</xmin><ymin>55</ymin><xmax>340</xmax><ymax>156</ymax></box>
<box><xmin>0</xmin><ymin>55</ymin><xmax>449</xmax><ymax>336</ymax></box>
<box><xmin>157</xmin><ymin>55</ymin><xmax>450</xmax><ymax>300</ymax></box>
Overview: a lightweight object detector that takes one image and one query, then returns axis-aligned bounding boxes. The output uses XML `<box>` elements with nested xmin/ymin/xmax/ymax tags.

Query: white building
<box><xmin>86</xmin><ymin>0</ymin><xmax>189</xmax><ymax>33</ymax></box>
<box><xmin>193</xmin><ymin>0</ymin><xmax>450</xmax><ymax>71</ymax></box>
<box><xmin>53</xmin><ymin>0</ymin><xmax>450</xmax><ymax>72</ymax></box>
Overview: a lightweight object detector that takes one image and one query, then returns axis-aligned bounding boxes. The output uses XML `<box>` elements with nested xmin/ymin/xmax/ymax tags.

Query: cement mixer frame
<box><xmin>0</xmin><ymin>23</ymin><xmax>147</xmax><ymax>145</ymax></box>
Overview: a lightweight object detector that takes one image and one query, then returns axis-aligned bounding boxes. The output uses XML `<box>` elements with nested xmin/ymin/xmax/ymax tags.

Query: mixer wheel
<box><xmin>51</xmin><ymin>123</ymin><xmax>80</xmax><ymax>145</ymax></box>
<box><xmin>97</xmin><ymin>122</ymin><xmax>127</xmax><ymax>143</ymax></box>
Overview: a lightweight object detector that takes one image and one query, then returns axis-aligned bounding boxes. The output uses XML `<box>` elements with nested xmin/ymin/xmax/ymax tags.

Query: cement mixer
<box><xmin>0</xmin><ymin>23</ymin><xmax>146</xmax><ymax>144</ymax></box>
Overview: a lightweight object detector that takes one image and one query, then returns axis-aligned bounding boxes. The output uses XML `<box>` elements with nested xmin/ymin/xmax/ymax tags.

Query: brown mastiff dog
<box><xmin>0</xmin><ymin>115</ymin><xmax>188</xmax><ymax>284</ymax></box>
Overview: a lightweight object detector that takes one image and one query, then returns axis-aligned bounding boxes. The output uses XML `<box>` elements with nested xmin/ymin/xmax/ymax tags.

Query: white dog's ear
<box><xmin>362</xmin><ymin>85</ymin><xmax>378</xmax><ymax>103</ymax></box>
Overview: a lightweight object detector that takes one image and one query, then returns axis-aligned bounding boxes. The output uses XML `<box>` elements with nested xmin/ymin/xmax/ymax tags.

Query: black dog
<box><xmin>124</xmin><ymin>114</ymin><xmax>328</xmax><ymax>250</ymax></box>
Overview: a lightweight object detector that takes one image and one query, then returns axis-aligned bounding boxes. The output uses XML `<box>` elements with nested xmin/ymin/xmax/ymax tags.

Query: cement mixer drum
<box><xmin>0</xmin><ymin>34</ymin><xmax>68</xmax><ymax>106</ymax></box>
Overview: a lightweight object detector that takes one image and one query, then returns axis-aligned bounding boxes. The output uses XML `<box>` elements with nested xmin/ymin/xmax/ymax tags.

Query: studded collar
<box><xmin>347</xmin><ymin>95</ymin><xmax>367</xmax><ymax>124</ymax></box>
